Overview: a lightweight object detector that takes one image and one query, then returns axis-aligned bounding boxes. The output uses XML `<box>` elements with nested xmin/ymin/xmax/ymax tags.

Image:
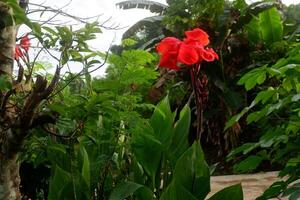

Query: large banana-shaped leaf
<box><xmin>116</xmin><ymin>0</ymin><xmax>168</xmax><ymax>14</ymax></box>
<box><xmin>246</xmin><ymin>7</ymin><xmax>283</xmax><ymax>45</ymax></box>
<box><xmin>122</xmin><ymin>15</ymin><xmax>163</xmax><ymax>39</ymax></box>
<box><xmin>259</xmin><ymin>7</ymin><xmax>283</xmax><ymax>45</ymax></box>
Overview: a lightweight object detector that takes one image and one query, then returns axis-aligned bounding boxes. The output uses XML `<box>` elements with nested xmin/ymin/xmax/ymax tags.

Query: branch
<box><xmin>47</xmin><ymin>45</ymin><xmax>111</xmax><ymax>99</ymax></box>
<box><xmin>27</xmin><ymin>2</ymin><xmax>122</xmax><ymax>30</ymax></box>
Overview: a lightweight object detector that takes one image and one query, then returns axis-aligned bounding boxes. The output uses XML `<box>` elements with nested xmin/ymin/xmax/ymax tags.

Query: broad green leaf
<box><xmin>109</xmin><ymin>181</ymin><xmax>149</xmax><ymax>200</ymax></box>
<box><xmin>160</xmin><ymin>181</ymin><xmax>198</xmax><ymax>200</ymax></box>
<box><xmin>254</xmin><ymin>87</ymin><xmax>276</xmax><ymax>104</ymax></box>
<box><xmin>247</xmin><ymin>17</ymin><xmax>261</xmax><ymax>44</ymax></box>
<box><xmin>259</xmin><ymin>7</ymin><xmax>283</xmax><ymax>45</ymax></box>
<box><xmin>208</xmin><ymin>184</ymin><xmax>243</xmax><ymax>200</ymax></box>
<box><xmin>134</xmin><ymin>186</ymin><xmax>155</xmax><ymax>200</ymax></box>
<box><xmin>80</xmin><ymin>146</ymin><xmax>90</xmax><ymax>188</ymax></box>
<box><xmin>234</xmin><ymin>155</ymin><xmax>264</xmax><ymax>172</ymax></box>
<box><xmin>48</xmin><ymin>166</ymin><xmax>70</xmax><ymax>200</ymax></box>
<box><xmin>47</xmin><ymin>143</ymin><xmax>70</xmax><ymax>171</ymax></box>
<box><xmin>59</xmin><ymin>171</ymin><xmax>90</xmax><ymax>200</ymax></box>
<box><xmin>173</xmin><ymin>142</ymin><xmax>210</xmax><ymax>199</ymax></box>
<box><xmin>282</xmin><ymin>182</ymin><xmax>300</xmax><ymax>200</ymax></box>
<box><xmin>247</xmin><ymin>111</ymin><xmax>262</xmax><ymax>124</ymax></box>
<box><xmin>227</xmin><ymin>143</ymin><xmax>259</xmax><ymax>161</ymax></box>
<box><xmin>150</xmin><ymin>96</ymin><xmax>175</xmax><ymax>149</ymax></box>
<box><xmin>131</xmin><ymin>121</ymin><xmax>162</xmax><ymax>185</ymax></box>
<box><xmin>169</xmin><ymin>105</ymin><xmax>191</xmax><ymax>167</ymax></box>
<box><xmin>238</xmin><ymin>66</ymin><xmax>267</xmax><ymax>91</ymax></box>
<box><xmin>257</xmin><ymin>181</ymin><xmax>287</xmax><ymax>200</ymax></box>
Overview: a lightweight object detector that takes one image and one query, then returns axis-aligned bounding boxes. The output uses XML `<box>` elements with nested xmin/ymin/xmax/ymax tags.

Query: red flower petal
<box><xmin>177</xmin><ymin>43</ymin><xmax>199</xmax><ymax>65</ymax></box>
<box><xmin>156</xmin><ymin>37</ymin><xmax>182</xmax><ymax>54</ymax></box>
<box><xmin>200</xmin><ymin>48</ymin><xmax>218</xmax><ymax>62</ymax></box>
<box><xmin>14</xmin><ymin>45</ymin><xmax>23</xmax><ymax>60</ymax></box>
<box><xmin>158</xmin><ymin>51</ymin><xmax>180</xmax><ymax>70</ymax></box>
<box><xmin>20</xmin><ymin>34</ymin><xmax>30</xmax><ymax>52</ymax></box>
<box><xmin>207</xmin><ymin>48</ymin><xmax>219</xmax><ymax>60</ymax></box>
<box><xmin>185</xmin><ymin>28</ymin><xmax>209</xmax><ymax>46</ymax></box>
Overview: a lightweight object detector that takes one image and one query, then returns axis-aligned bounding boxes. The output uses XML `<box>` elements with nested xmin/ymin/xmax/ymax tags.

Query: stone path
<box><xmin>208</xmin><ymin>171</ymin><xmax>285</xmax><ymax>200</ymax></box>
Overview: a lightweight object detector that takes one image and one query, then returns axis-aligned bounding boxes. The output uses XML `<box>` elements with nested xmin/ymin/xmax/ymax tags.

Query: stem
<box><xmin>190</xmin><ymin>64</ymin><xmax>204</xmax><ymax>141</ymax></box>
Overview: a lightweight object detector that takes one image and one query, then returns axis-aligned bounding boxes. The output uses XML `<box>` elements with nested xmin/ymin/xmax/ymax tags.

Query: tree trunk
<box><xmin>0</xmin><ymin>155</ymin><xmax>21</xmax><ymax>200</ymax></box>
<box><xmin>0</xmin><ymin>0</ymin><xmax>60</xmax><ymax>198</ymax></box>
<box><xmin>0</xmin><ymin>1</ymin><xmax>22</xmax><ymax>199</ymax></box>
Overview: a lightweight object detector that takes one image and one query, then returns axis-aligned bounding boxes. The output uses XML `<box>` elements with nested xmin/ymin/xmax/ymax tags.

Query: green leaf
<box><xmin>160</xmin><ymin>181</ymin><xmax>198</xmax><ymax>200</ymax></box>
<box><xmin>48</xmin><ymin>166</ymin><xmax>70</xmax><ymax>200</ymax></box>
<box><xmin>173</xmin><ymin>142</ymin><xmax>210</xmax><ymax>199</ymax></box>
<box><xmin>109</xmin><ymin>181</ymin><xmax>150</xmax><ymax>200</ymax></box>
<box><xmin>131</xmin><ymin>121</ymin><xmax>162</xmax><ymax>185</ymax></box>
<box><xmin>234</xmin><ymin>155</ymin><xmax>264</xmax><ymax>172</ymax></box>
<box><xmin>59</xmin><ymin>171</ymin><xmax>90</xmax><ymax>200</ymax></box>
<box><xmin>150</xmin><ymin>96</ymin><xmax>175</xmax><ymax>149</ymax></box>
<box><xmin>247</xmin><ymin>111</ymin><xmax>262</xmax><ymax>124</ymax></box>
<box><xmin>47</xmin><ymin>143</ymin><xmax>70</xmax><ymax>171</ymax></box>
<box><xmin>208</xmin><ymin>184</ymin><xmax>243</xmax><ymax>200</ymax></box>
<box><xmin>259</xmin><ymin>7</ymin><xmax>283</xmax><ymax>45</ymax></box>
<box><xmin>292</xmin><ymin>93</ymin><xmax>300</xmax><ymax>102</ymax></box>
<box><xmin>247</xmin><ymin>17</ymin><xmax>261</xmax><ymax>44</ymax></box>
<box><xmin>282</xmin><ymin>182</ymin><xmax>300</xmax><ymax>200</ymax></box>
<box><xmin>238</xmin><ymin>66</ymin><xmax>267</xmax><ymax>91</ymax></box>
<box><xmin>254</xmin><ymin>87</ymin><xmax>276</xmax><ymax>104</ymax></box>
<box><xmin>80</xmin><ymin>146</ymin><xmax>90</xmax><ymax>188</ymax></box>
<box><xmin>257</xmin><ymin>181</ymin><xmax>287</xmax><ymax>200</ymax></box>
<box><xmin>169</xmin><ymin>105</ymin><xmax>191</xmax><ymax>167</ymax></box>
<box><xmin>224</xmin><ymin>108</ymin><xmax>248</xmax><ymax>130</ymax></box>
<box><xmin>227</xmin><ymin>143</ymin><xmax>259</xmax><ymax>161</ymax></box>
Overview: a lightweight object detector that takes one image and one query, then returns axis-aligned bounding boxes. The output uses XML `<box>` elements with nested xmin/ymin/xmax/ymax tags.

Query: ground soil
<box><xmin>208</xmin><ymin>171</ymin><xmax>285</xmax><ymax>200</ymax></box>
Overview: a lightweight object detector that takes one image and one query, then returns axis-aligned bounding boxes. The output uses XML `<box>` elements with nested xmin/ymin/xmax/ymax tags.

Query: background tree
<box><xmin>0</xmin><ymin>0</ymin><xmax>107</xmax><ymax>198</ymax></box>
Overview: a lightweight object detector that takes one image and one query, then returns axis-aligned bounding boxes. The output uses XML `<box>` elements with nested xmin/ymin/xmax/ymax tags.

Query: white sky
<box><xmin>25</xmin><ymin>0</ymin><xmax>299</xmax><ymax>76</ymax></box>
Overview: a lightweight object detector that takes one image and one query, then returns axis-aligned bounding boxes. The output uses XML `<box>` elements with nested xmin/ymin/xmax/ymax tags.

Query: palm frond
<box><xmin>122</xmin><ymin>15</ymin><xmax>163</xmax><ymax>39</ymax></box>
<box><xmin>116</xmin><ymin>0</ymin><xmax>168</xmax><ymax>14</ymax></box>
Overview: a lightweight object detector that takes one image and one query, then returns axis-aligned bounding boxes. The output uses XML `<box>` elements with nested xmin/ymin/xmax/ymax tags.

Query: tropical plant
<box><xmin>225</xmin><ymin>3</ymin><xmax>300</xmax><ymax>199</ymax></box>
<box><xmin>0</xmin><ymin>0</ymin><xmax>106</xmax><ymax>198</ymax></box>
<box><xmin>116</xmin><ymin>0</ymin><xmax>168</xmax><ymax>50</ymax></box>
<box><xmin>109</xmin><ymin>97</ymin><xmax>244</xmax><ymax>200</ymax></box>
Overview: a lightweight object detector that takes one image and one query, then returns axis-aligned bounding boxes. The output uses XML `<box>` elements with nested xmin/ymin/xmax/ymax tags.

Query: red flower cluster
<box><xmin>156</xmin><ymin>28</ymin><xmax>218</xmax><ymax>70</ymax></box>
<box><xmin>15</xmin><ymin>34</ymin><xmax>30</xmax><ymax>60</ymax></box>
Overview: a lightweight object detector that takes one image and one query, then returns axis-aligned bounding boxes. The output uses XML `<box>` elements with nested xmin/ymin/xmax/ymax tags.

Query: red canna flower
<box><xmin>200</xmin><ymin>48</ymin><xmax>219</xmax><ymax>62</ymax></box>
<box><xmin>156</xmin><ymin>28</ymin><xmax>218</xmax><ymax>70</ymax></box>
<box><xmin>20</xmin><ymin>34</ymin><xmax>30</xmax><ymax>52</ymax></box>
<box><xmin>14</xmin><ymin>34</ymin><xmax>30</xmax><ymax>61</ymax></box>
<box><xmin>156</xmin><ymin>37</ymin><xmax>182</xmax><ymax>70</ymax></box>
<box><xmin>184</xmin><ymin>28</ymin><xmax>209</xmax><ymax>46</ymax></box>
<box><xmin>14</xmin><ymin>45</ymin><xmax>23</xmax><ymax>60</ymax></box>
<box><xmin>177</xmin><ymin>43</ymin><xmax>199</xmax><ymax>65</ymax></box>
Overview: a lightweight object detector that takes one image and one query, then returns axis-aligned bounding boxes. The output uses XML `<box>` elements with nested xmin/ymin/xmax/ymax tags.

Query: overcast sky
<box><xmin>26</xmin><ymin>0</ymin><xmax>300</xmax><ymax>76</ymax></box>
<box><xmin>29</xmin><ymin>0</ymin><xmax>298</xmax><ymax>51</ymax></box>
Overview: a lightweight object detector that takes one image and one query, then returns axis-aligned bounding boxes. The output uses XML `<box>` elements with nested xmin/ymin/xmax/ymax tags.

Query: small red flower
<box><xmin>14</xmin><ymin>34</ymin><xmax>30</xmax><ymax>61</ymax></box>
<box><xmin>14</xmin><ymin>45</ymin><xmax>23</xmax><ymax>60</ymax></box>
<box><xmin>156</xmin><ymin>37</ymin><xmax>182</xmax><ymax>70</ymax></box>
<box><xmin>156</xmin><ymin>37</ymin><xmax>182</xmax><ymax>54</ymax></box>
<box><xmin>177</xmin><ymin>43</ymin><xmax>199</xmax><ymax>65</ymax></box>
<box><xmin>200</xmin><ymin>48</ymin><xmax>219</xmax><ymax>62</ymax></box>
<box><xmin>20</xmin><ymin>34</ymin><xmax>30</xmax><ymax>52</ymax></box>
<box><xmin>156</xmin><ymin>28</ymin><xmax>218</xmax><ymax>70</ymax></box>
<box><xmin>184</xmin><ymin>28</ymin><xmax>209</xmax><ymax>46</ymax></box>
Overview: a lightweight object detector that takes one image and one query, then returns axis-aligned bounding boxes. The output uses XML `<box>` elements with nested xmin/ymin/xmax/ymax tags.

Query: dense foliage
<box><xmin>1</xmin><ymin>0</ymin><xmax>300</xmax><ymax>199</ymax></box>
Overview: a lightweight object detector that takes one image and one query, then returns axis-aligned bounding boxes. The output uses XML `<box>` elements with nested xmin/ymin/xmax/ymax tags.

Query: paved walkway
<box><xmin>208</xmin><ymin>171</ymin><xmax>285</xmax><ymax>200</ymax></box>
